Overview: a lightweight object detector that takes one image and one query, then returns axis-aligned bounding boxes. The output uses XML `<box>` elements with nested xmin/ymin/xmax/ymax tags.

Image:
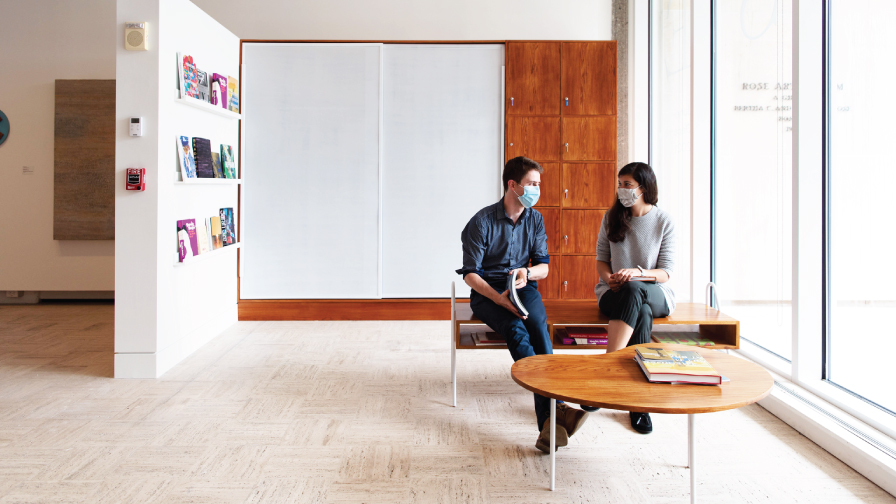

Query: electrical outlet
<box><xmin>22</xmin><ymin>166</ymin><xmax>34</xmax><ymax>174</ymax></box>
<box><xmin>6</xmin><ymin>291</ymin><xmax>21</xmax><ymax>298</ymax></box>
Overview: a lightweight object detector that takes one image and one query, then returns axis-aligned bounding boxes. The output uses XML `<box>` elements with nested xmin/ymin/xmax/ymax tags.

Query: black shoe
<box><xmin>630</xmin><ymin>412</ymin><xmax>652</xmax><ymax>434</ymax></box>
<box><xmin>580</xmin><ymin>405</ymin><xmax>600</xmax><ymax>412</ymax></box>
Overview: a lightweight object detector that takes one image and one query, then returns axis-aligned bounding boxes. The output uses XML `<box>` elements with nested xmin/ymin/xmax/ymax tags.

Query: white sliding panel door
<box><xmin>241</xmin><ymin>43</ymin><xmax>382</xmax><ymax>299</ymax></box>
<box><xmin>382</xmin><ymin>44</ymin><xmax>504</xmax><ymax>298</ymax></box>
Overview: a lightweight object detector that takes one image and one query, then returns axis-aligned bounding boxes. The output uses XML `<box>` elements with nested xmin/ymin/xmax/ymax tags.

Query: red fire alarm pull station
<box><xmin>126</xmin><ymin>168</ymin><xmax>146</xmax><ymax>191</ymax></box>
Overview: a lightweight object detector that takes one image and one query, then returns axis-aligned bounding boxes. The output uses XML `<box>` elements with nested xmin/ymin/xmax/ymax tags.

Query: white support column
<box><xmin>451</xmin><ymin>282</ymin><xmax>457</xmax><ymax>407</ymax></box>
<box><xmin>550</xmin><ymin>398</ymin><xmax>557</xmax><ymax>491</ymax></box>
<box><xmin>689</xmin><ymin>413</ymin><xmax>696</xmax><ymax>503</ymax></box>
<box><xmin>691</xmin><ymin>0</ymin><xmax>712</xmax><ymax>303</ymax></box>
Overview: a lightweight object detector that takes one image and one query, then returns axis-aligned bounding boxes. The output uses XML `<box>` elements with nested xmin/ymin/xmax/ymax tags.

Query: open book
<box><xmin>506</xmin><ymin>269</ymin><xmax>530</xmax><ymax>317</ymax></box>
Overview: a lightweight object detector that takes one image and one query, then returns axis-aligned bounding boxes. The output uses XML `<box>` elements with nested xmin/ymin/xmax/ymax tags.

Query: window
<box><xmin>827</xmin><ymin>0</ymin><xmax>896</xmax><ymax>414</ymax></box>
<box><xmin>714</xmin><ymin>0</ymin><xmax>793</xmax><ymax>361</ymax></box>
<box><xmin>649</xmin><ymin>0</ymin><xmax>691</xmax><ymax>302</ymax></box>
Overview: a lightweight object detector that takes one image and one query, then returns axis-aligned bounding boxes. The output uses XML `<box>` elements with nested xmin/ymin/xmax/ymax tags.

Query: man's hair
<box><xmin>502</xmin><ymin>156</ymin><xmax>543</xmax><ymax>192</ymax></box>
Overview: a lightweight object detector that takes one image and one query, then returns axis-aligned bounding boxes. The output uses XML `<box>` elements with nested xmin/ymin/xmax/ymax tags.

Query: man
<box><xmin>456</xmin><ymin>156</ymin><xmax>588</xmax><ymax>453</ymax></box>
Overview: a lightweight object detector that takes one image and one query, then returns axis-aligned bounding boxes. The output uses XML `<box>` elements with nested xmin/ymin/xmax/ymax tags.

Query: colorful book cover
<box><xmin>227</xmin><ymin>76</ymin><xmax>239</xmax><ymax>113</ymax></box>
<box><xmin>178</xmin><ymin>53</ymin><xmax>199</xmax><ymax>99</ymax></box>
<box><xmin>178</xmin><ymin>136</ymin><xmax>197</xmax><ymax>179</ymax></box>
<box><xmin>176</xmin><ymin>219</ymin><xmax>199</xmax><ymax>258</ymax></box>
<box><xmin>191</xmin><ymin>137</ymin><xmax>215</xmax><ymax>178</ymax></box>
<box><xmin>634</xmin><ymin>348</ymin><xmax>722</xmax><ymax>383</ymax></box>
<box><xmin>561</xmin><ymin>337</ymin><xmax>608</xmax><ymax>345</ymax></box>
<box><xmin>211</xmin><ymin>152</ymin><xmax>224</xmax><ymax>178</ymax></box>
<box><xmin>219</xmin><ymin>208</ymin><xmax>235</xmax><ymax>246</ymax></box>
<box><xmin>177</xmin><ymin>228</ymin><xmax>190</xmax><ymax>262</ymax></box>
<box><xmin>210</xmin><ymin>216</ymin><xmax>224</xmax><ymax>249</ymax></box>
<box><xmin>220</xmin><ymin>144</ymin><xmax>236</xmax><ymax>179</ymax></box>
<box><xmin>211</xmin><ymin>73</ymin><xmax>228</xmax><ymax>108</ymax></box>
<box><xmin>196</xmin><ymin>70</ymin><xmax>210</xmax><ymax>102</ymax></box>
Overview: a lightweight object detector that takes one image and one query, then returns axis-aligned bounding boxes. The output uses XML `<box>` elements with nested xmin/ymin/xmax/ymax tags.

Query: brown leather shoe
<box><xmin>556</xmin><ymin>403</ymin><xmax>589</xmax><ymax>437</ymax></box>
<box><xmin>535</xmin><ymin>421</ymin><xmax>569</xmax><ymax>454</ymax></box>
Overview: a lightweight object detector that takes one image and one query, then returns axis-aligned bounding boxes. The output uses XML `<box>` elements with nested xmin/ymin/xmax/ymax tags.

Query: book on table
<box><xmin>652</xmin><ymin>332</ymin><xmax>716</xmax><ymax>347</ymax></box>
<box><xmin>634</xmin><ymin>347</ymin><xmax>722</xmax><ymax>385</ymax></box>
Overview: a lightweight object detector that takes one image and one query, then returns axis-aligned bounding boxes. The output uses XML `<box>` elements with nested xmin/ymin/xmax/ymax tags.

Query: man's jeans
<box><xmin>470</xmin><ymin>280</ymin><xmax>553</xmax><ymax>431</ymax></box>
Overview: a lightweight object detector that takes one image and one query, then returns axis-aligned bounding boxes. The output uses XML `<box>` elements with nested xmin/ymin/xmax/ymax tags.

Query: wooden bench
<box><xmin>449</xmin><ymin>283</ymin><xmax>740</xmax><ymax>406</ymax></box>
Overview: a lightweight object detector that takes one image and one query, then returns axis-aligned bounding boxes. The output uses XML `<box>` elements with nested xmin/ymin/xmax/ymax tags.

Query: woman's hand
<box><xmin>611</xmin><ymin>268</ymin><xmax>641</xmax><ymax>285</ymax></box>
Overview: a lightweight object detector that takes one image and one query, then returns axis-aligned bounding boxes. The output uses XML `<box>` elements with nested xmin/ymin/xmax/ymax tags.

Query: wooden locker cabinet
<box><xmin>539</xmin><ymin>207</ymin><xmax>560</xmax><ymax>255</ymax></box>
<box><xmin>561</xmin><ymin>163</ymin><xmax>616</xmax><ymax>208</ymax></box>
<box><xmin>562</xmin><ymin>116</ymin><xmax>616</xmax><ymax>161</ymax></box>
<box><xmin>505</xmin><ymin>40</ymin><xmax>616</xmax><ymax>301</ymax></box>
<box><xmin>534</xmin><ymin>162</ymin><xmax>560</xmax><ymax>208</ymax></box>
<box><xmin>506</xmin><ymin>42</ymin><xmax>561</xmax><ymax>115</ymax></box>
<box><xmin>506</xmin><ymin>116</ymin><xmax>560</xmax><ymax>161</ymax></box>
<box><xmin>561</xmin><ymin>255</ymin><xmax>599</xmax><ymax>299</ymax></box>
<box><xmin>561</xmin><ymin>42</ymin><xmax>617</xmax><ymax>116</ymax></box>
<box><xmin>561</xmin><ymin>209</ymin><xmax>604</xmax><ymax>255</ymax></box>
<box><xmin>536</xmin><ymin>255</ymin><xmax>561</xmax><ymax>300</ymax></box>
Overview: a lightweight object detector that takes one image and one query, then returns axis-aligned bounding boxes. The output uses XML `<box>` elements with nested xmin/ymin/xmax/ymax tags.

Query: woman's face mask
<box><xmin>617</xmin><ymin>186</ymin><xmax>641</xmax><ymax>207</ymax></box>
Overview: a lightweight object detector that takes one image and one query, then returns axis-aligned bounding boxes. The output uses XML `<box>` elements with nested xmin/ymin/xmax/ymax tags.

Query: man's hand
<box><xmin>509</xmin><ymin>268</ymin><xmax>528</xmax><ymax>289</ymax></box>
<box><xmin>498</xmin><ymin>290</ymin><xmax>527</xmax><ymax>319</ymax></box>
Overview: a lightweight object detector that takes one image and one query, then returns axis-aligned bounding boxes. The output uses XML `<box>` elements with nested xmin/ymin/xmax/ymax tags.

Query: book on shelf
<box><xmin>473</xmin><ymin>331</ymin><xmax>505</xmax><ymax>346</ymax></box>
<box><xmin>196</xmin><ymin>220</ymin><xmax>210</xmax><ymax>254</ymax></box>
<box><xmin>227</xmin><ymin>76</ymin><xmax>239</xmax><ymax>113</ymax></box>
<box><xmin>191</xmin><ymin>137</ymin><xmax>215</xmax><ymax>178</ymax></box>
<box><xmin>211</xmin><ymin>152</ymin><xmax>224</xmax><ymax>179</ymax></box>
<box><xmin>196</xmin><ymin>69</ymin><xmax>210</xmax><ymax>102</ymax></box>
<box><xmin>505</xmin><ymin>269</ymin><xmax>529</xmax><ymax>317</ymax></box>
<box><xmin>177</xmin><ymin>53</ymin><xmax>199</xmax><ymax>100</ymax></box>
<box><xmin>209</xmin><ymin>216</ymin><xmax>224</xmax><ymax>249</ymax></box>
<box><xmin>561</xmin><ymin>337</ymin><xmax>608</xmax><ymax>345</ymax></box>
<box><xmin>210</xmin><ymin>73</ymin><xmax>228</xmax><ymax>108</ymax></box>
<box><xmin>219</xmin><ymin>208</ymin><xmax>235</xmax><ymax>246</ymax></box>
<box><xmin>565</xmin><ymin>326</ymin><xmax>608</xmax><ymax>338</ymax></box>
<box><xmin>652</xmin><ymin>332</ymin><xmax>717</xmax><ymax>347</ymax></box>
<box><xmin>177</xmin><ymin>136</ymin><xmax>197</xmax><ymax>179</ymax></box>
<box><xmin>176</xmin><ymin>219</ymin><xmax>199</xmax><ymax>262</ymax></box>
<box><xmin>220</xmin><ymin>144</ymin><xmax>237</xmax><ymax>179</ymax></box>
<box><xmin>633</xmin><ymin>347</ymin><xmax>722</xmax><ymax>385</ymax></box>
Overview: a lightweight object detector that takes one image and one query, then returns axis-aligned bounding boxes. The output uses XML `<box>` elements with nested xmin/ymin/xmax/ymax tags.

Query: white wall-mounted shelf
<box><xmin>174</xmin><ymin>171</ymin><xmax>241</xmax><ymax>184</ymax></box>
<box><xmin>174</xmin><ymin>242</ymin><xmax>239</xmax><ymax>266</ymax></box>
<box><xmin>175</xmin><ymin>94</ymin><xmax>242</xmax><ymax>119</ymax></box>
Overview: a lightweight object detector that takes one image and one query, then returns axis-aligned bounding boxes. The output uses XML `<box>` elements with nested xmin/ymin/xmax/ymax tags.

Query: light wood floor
<box><xmin>0</xmin><ymin>303</ymin><xmax>893</xmax><ymax>503</ymax></box>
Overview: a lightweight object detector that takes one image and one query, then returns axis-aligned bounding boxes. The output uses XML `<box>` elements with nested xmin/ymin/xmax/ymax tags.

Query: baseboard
<box><xmin>238</xmin><ymin>299</ymin><xmax>470</xmax><ymax>321</ymax></box>
<box><xmin>40</xmin><ymin>290</ymin><xmax>115</xmax><ymax>300</ymax></box>
<box><xmin>759</xmin><ymin>382</ymin><xmax>896</xmax><ymax>497</ymax></box>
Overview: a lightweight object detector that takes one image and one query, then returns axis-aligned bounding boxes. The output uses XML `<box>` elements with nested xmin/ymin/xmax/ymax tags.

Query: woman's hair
<box><xmin>606</xmin><ymin>162</ymin><xmax>659</xmax><ymax>243</ymax></box>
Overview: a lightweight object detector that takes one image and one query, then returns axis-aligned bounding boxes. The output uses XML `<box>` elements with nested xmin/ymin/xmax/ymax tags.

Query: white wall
<box><xmin>193</xmin><ymin>0</ymin><xmax>612</xmax><ymax>41</ymax></box>
<box><xmin>0</xmin><ymin>0</ymin><xmax>116</xmax><ymax>292</ymax></box>
<box><xmin>115</xmin><ymin>0</ymin><xmax>239</xmax><ymax>378</ymax></box>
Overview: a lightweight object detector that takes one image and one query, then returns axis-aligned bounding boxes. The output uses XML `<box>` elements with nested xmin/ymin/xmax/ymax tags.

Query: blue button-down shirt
<box><xmin>456</xmin><ymin>199</ymin><xmax>550</xmax><ymax>284</ymax></box>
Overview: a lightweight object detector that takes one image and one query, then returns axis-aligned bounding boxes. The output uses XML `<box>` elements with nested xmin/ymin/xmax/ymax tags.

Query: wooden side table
<box><xmin>511</xmin><ymin>344</ymin><xmax>773</xmax><ymax>503</ymax></box>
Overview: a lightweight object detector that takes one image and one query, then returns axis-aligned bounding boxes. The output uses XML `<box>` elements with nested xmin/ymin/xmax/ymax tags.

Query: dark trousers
<box><xmin>598</xmin><ymin>281</ymin><xmax>670</xmax><ymax>347</ymax></box>
<box><xmin>470</xmin><ymin>281</ymin><xmax>553</xmax><ymax>431</ymax></box>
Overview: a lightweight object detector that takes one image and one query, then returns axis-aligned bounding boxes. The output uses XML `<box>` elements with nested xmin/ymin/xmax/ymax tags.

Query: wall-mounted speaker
<box><xmin>125</xmin><ymin>22</ymin><xmax>147</xmax><ymax>51</ymax></box>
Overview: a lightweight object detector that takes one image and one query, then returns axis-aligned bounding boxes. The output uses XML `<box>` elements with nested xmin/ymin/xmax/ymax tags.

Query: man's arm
<box><xmin>464</xmin><ymin>272</ymin><xmax>526</xmax><ymax>319</ymax></box>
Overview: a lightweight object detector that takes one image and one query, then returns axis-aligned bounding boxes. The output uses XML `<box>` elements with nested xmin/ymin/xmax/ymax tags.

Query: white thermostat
<box><xmin>129</xmin><ymin>117</ymin><xmax>143</xmax><ymax>137</ymax></box>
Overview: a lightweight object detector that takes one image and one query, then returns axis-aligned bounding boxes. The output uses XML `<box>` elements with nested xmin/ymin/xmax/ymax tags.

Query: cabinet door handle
<box><xmin>564</xmin><ymin>235</ymin><xmax>568</xmax><ymax>245</ymax></box>
<box><xmin>565</xmin><ymin>143</ymin><xmax>569</xmax><ymax>152</ymax></box>
<box><xmin>511</xmin><ymin>97</ymin><xmax>514</xmax><ymax>106</ymax></box>
<box><xmin>509</xmin><ymin>143</ymin><xmax>513</xmax><ymax>146</ymax></box>
<box><xmin>564</xmin><ymin>189</ymin><xmax>568</xmax><ymax>199</ymax></box>
<box><xmin>565</xmin><ymin>97</ymin><xmax>569</xmax><ymax>107</ymax></box>
<box><xmin>563</xmin><ymin>281</ymin><xmax>568</xmax><ymax>292</ymax></box>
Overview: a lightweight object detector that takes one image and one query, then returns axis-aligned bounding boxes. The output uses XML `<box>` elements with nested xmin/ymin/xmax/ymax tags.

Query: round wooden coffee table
<box><xmin>511</xmin><ymin>344</ymin><xmax>774</xmax><ymax>502</ymax></box>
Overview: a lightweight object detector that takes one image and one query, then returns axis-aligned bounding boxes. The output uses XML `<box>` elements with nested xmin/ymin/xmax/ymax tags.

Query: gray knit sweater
<box><xmin>594</xmin><ymin>206</ymin><xmax>676</xmax><ymax>312</ymax></box>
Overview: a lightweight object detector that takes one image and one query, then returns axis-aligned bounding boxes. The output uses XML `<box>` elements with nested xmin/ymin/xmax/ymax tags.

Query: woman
<box><xmin>585</xmin><ymin>162</ymin><xmax>676</xmax><ymax>435</ymax></box>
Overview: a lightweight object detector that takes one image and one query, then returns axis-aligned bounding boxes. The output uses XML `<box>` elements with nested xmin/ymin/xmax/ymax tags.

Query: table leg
<box><xmin>550</xmin><ymin>398</ymin><xmax>556</xmax><ymax>491</ymax></box>
<box><xmin>451</xmin><ymin>336</ymin><xmax>456</xmax><ymax>407</ymax></box>
<box><xmin>689</xmin><ymin>413</ymin><xmax>696</xmax><ymax>503</ymax></box>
